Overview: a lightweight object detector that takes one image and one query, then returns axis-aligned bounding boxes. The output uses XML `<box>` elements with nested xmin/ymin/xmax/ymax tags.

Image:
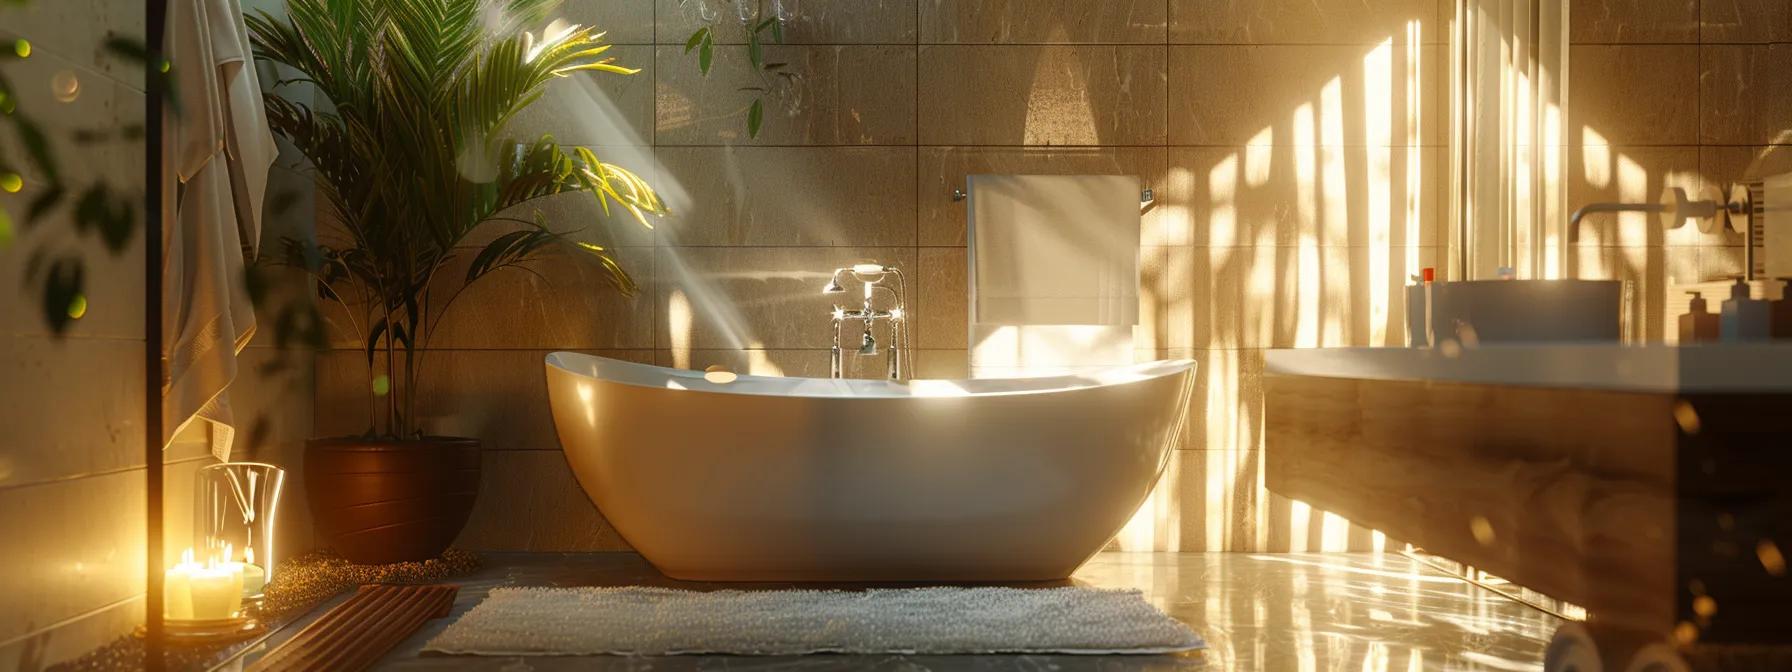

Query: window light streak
<box><xmin>1405</xmin><ymin>22</ymin><xmax>1424</xmax><ymax>293</ymax></box>
<box><xmin>1294</xmin><ymin>103</ymin><xmax>1321</xmax><ymax>349</ymax></box>
<box><xmin>668</xmin><ymin>288</ymin><xmax>693</xmax><ymax>370</ymax></box>
<box><xmin>1209</xmin><ymin>155</ymin><xmax>1240</xmax><ymax>247</ymax></box>
<box><xmin>1365</xmin><ymin>40</ymin><xmax>1394</xmax><ymax>346</ymax></box>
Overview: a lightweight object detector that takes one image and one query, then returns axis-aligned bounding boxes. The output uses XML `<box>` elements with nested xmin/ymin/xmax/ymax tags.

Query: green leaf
<box><xmin>698</xmin><ymin>33</ymin><xmax>713</xmax><ymax>74</ymax></box>
<box><xmin>748</xmin><ymin>31</ymin><xmax>762</xmax><ymax>69</ymax></box>
<box><xmin>41</xmin><ymin>257</ymin><xmax>83</xmax><ymax>335</ymax></box>
<box><xmin>771</xmin><ymin>16</ymin><xmax>784</xmax><ymax>43</ymax></box>
<box><xmin>364</xmin><ymin>318</ymin><xmax>388</xmax><ymax>366</ymax></box>
<box><xmin>467</xmin><ymin>229</ymin><xmax>533</xmax><ymax>284</ymax></box>
<box><xmin>747</xmin><ymin>98</ymin><xmax>763</xmax><ymax>139</ymax></box>
<box><xmin>682</xmin><ymin>27</ymin><xmax>707</xmax><ymax>55</ymax></box>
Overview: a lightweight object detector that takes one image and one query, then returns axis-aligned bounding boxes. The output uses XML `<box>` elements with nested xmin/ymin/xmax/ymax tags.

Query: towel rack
<box><xmin>953</xmin><ymin>187</ymin><xmax>1155</xmax><ymax>205</ymax></box>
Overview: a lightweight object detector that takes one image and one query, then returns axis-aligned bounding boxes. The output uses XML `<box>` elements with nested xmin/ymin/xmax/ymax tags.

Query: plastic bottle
<box><xmin>1720</xmin><ymin>279</ymin><xmax>1772</xmax><ymax>342</ymax></box>
<box><xmin>1679</xmin><ymin>291</ymin><xmax>1720</xmax><ymax>344</ymax></box>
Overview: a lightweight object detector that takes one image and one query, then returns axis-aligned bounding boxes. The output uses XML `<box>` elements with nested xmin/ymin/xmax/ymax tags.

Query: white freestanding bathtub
<box><xmin>544</xmin><ymin>352</ymin><xmax>1195</xmax><ymax>581</ymax></box>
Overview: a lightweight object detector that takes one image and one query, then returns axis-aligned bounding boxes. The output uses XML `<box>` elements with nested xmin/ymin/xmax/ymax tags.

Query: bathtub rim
<box><xmin>545</xmin><ymin>351</ymin><xmax>1196</xmax><ymax>400</ymax></box>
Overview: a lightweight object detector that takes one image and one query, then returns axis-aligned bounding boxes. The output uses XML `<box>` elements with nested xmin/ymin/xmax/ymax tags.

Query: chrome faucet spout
<box><xmin>1567</xmin><ymin>202</ymin><xmax>1667</xmax><ymax>243</ymax></box>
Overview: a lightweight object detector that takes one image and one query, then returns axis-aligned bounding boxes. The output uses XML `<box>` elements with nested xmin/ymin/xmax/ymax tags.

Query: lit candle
<box><xmin>187</xmin><ymin>563</ymin><xmax>240</xmax><ymax>619</ymax></box>
<box><xmin>165</xmin><ymin>546</ymin><xmax>245</xmax><ymax>621</ymax></box>
<box><xmin>234</xmin><ymin>546</ymin><xmax>267</xmax><ymax>597</ymax></box>
<box><xmin>164</xmin><ymin>549</ymin><xmax>198</xmax><ymax>620</ymax></box>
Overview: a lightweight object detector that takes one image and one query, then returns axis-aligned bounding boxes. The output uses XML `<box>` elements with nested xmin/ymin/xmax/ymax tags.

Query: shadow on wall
<box><xmin>1120</xmin><ymin>21</ymin><xmax>1436</xmax><ymax>554</ymax></box>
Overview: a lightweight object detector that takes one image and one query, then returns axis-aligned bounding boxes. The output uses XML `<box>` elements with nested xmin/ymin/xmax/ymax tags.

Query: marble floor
<box><xmin>230</xmin><ymin>552</ymin><xmax>1560</xmax><ymax>671</ymax></box>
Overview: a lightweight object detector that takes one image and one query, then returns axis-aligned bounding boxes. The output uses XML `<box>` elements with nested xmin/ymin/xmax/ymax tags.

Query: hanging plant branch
<box><xmin>678</xmin><ymin>0</ymin><xmax>800</xmax><ymax>139</ymax></box>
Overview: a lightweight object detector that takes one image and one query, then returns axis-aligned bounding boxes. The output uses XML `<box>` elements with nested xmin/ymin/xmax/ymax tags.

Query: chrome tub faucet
<box><xmin>822</xmin><ymin>263</ymin><xmax>910</xmax><ymax>380</ymax></box>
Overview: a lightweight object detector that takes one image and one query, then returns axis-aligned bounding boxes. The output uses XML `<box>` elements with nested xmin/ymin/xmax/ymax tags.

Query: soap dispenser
<box><xmin>1775</xmin><ymin>278</ymin><xmax>1792</xmax><ymax>340</ymax></box>
<box><xmin>1679</xmin><ymin>291</ymin><xmax>1720</xmax><ymax>344</ymax></box>
<box><xmin>1720</xmin><ymin>278</ymin><xmax>1772</xmax><ymax>342</ymax></box>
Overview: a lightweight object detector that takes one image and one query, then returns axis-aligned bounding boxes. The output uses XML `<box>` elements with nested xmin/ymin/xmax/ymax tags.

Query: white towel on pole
<box><xmin>163</xmin><ymin>0</ymin><xmax>278</xmax><ymax>460</ymax></box>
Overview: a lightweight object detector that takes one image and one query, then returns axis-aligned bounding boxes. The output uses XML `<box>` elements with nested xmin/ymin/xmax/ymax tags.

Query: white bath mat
<box><xmin>423</xmin><ymin>586</ymin><xmax>1205</xmax><ymax>656</ymax></box>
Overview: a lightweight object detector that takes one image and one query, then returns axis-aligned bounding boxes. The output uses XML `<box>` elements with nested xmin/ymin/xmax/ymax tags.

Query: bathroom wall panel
<box><xmin>421</xmin><ymin>246</ymin><xmax>657</xmax><ymax>350</ymax></box>
<box><xmin>455</xmin><ymin>449</ymin><xmax>634</xmax><ymax>552</ymax></box>
<box><xmin>556</xmin><ymin>0</ymin><xmax>657</xmax><ymax>45</ymax></box>
<box><xmin>654</xmin><ymin>146</ymin><xmax>917</xmax><ymax>246</ymax></box>
<box><xmin>0</xmin><ymin>336</ymin><xmax>146</xmax><ymax>490</ymax></box>
<box><xmin>1169</xmin><ymin>0</ymin><xmax>1439</xmax><ymax>46</ymax></box>
<box><xmin>0</xmin><ymin>46</ymin><xmax>144</xmax><ymax>188</ymax></box>
<box><xmin>0</xmin><ymin>0</ymin><xmax>146</xmax><ymax>87</ymax></box>
<box><xmin>654</xmin><ymin>0</ymin><xmax>917</xmax><ymax>45</ymax></box>
<box><xmin>1166</xmin><ymin>146</ymin><xmax>1444</xmax><ymax>249</ymax></box>
<box><xmin>508</xmin><ymin>45</ymin><xmax>658</xmax><ymax>146</ymax></box>
<box><xmin>919</xmin><ymin>0</ymin><xmax>1167</xmax><ymax>45</ymax></box>
<box><xmin>652</xmin><ymin>245</ymin><xmax>915</xmax><ymax>350</ymax></box>
<box><xmin>911</xmin><ymin>348</ymin><xmax>970</xmax><ymax>379</ymax></box>
<box><xmin>914</xmin><ymin>247</ymin><xmax>967</xmax><ymax>350</ymax></box>
<box><xmin>1166</xmin><ymin>246</ymin><xmax>1434</xmax><ymax>350</ymax></box>
<box><xmin>916</xmin><ymin>146</ymin><xmax>1168</xmax><ymax>246</ymax></box>
<box><xmin>1111</xmin><ymin>449</ymin><xmax>1265</xmax><ymax>552</ymax></box>
<box><xmin>653</xmin><ymin>45</ymin><xmax>917</xmax><ymax>145</ymax></box>
<box><xmin>1179</xmin><ymin>348</ymin><xmax>1267</xmax><ymax>455</ymax></box>
<box><xmin>0</xmin><ymin>52</ymin><xmax>147</xmax><ymax>344</ymax></box>
<box><xmin>1569</xmin><ymin>0</ymin><xmax>1699</xmax><ymax>44</ymax></box>
<box><xmin>1700</xmin><ymin>0</ymin><xmax>1792</xmax><ymax>44</ymax></box>
<box><xmin>1698</xmin><ymin>44</ymin><xmax>1792</xmax><ymax>147</ymax></box>
<box><xmin>1167</xmin><ymin>45</ymin><xmax>1444</xmax><ymax>147</ymax></box>
<box><xmin>0</xmin><ymin>191</ymin><xmax>148</xmax><ymax>341</ymax></box>
<box><xmin>0</xmin><ymin>470</ymin><xmax>145</xmax><ymax>659</ymax></box>
<box><xmin>313</xmin><ymin>349</ymin><xmax>653</xmax><ymax>450</ymax></box>
<box><xmin>1566</xmin><ymin>145</ymin><xmax>1706</xmax><ymax>247</ymax></box>
<box><xmin>1568</xmin><ymin>45</ymin><xmax>1700</xmax><ymax>146</ymax></box>
<box><xmin>916</xmin><ymin>46</ymin><xmax>1168</xmax><ymax>146</ymax></box>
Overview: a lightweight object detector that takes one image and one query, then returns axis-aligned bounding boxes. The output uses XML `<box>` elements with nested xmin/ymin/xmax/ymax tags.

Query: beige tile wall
<box><xmin>309</xmin><ymin>0</ymin><xmax>1789</xmax><ymax>556</ymax></box>
<box><xmin>1568</xmin><ymin>0</ymin><xmax>1792</xmax><ymax>342</ymax></box>
<box><xmin>0</xmin><ymin>0</ymin><xmax>314</xmax><ymax>663</ymax></box>
<box><xmin>0</xmin><ymin>3</ymin><xmax>158</xmax><ymax>665</ymax></box>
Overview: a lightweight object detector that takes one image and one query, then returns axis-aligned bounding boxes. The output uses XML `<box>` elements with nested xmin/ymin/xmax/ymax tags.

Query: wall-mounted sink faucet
<box><xmin>821</xmin><ymin>263</ymin><xmax>910</xmax><ymax>380</ymax></box>
<box><xmin>1568</xmin><ymin>187</ymin><xmax>1723</xmax><ymax>244</ymax></box>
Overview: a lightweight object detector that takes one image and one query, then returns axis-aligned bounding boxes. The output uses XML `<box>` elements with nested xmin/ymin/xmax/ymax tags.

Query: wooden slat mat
<box><xmin>249</xmin><ymin>584</ymin><xmax>459</xmax><ymax>672</ymax></box>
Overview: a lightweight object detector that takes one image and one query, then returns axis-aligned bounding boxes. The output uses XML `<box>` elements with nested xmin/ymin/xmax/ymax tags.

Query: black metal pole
<box><xmin>145</xmin><ymin>0</ymin><xmax>168</xmax><ymax>669</ymax></box>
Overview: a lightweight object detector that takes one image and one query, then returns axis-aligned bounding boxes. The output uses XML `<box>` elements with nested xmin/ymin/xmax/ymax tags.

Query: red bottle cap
<box><xmin>1422</xmin><ymin>268</ymin><xmax>1436</xmax><ymax>283</ymax></box>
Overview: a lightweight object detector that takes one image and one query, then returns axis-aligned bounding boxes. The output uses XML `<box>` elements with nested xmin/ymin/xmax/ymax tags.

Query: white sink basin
<box><xmin>1406</xmin><ymin>280</ymin><xmax>1623</xmax><ymax>346</ymax></box>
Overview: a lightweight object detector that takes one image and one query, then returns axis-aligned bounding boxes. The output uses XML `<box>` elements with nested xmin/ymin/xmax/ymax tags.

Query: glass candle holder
<box><xmin>195</xmin><ymin>462</ymin><xmax>286</xmax><ymax>600</ymax></box>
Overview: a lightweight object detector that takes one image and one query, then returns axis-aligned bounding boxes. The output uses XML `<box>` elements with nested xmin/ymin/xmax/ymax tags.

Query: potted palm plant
<box><xmin>249</xmin><ymin>0</ymin><xmax>664</xmax><ymax>564</ymax></box>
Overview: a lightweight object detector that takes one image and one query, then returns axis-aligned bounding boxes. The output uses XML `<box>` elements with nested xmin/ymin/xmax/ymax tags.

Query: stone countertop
<box><xmin>1265</xmin><ymin>344</ymin><xmax>1792</xmax><ymax>393</ymax></box>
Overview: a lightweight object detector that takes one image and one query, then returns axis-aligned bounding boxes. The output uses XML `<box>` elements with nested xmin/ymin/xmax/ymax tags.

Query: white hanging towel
<box><xmin>966</xmin><ymin>175</ymin><xmax>1140</xmax><ymax>378</ymax></box>
<box><xmin>163</xmin><ymin>0</ymin><xmax>279</xmax><ymax>460</ymax></box>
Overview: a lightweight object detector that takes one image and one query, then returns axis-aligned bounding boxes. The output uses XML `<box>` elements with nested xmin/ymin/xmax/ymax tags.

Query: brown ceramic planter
<box><xmin>305</xmin><ymin>436</ymin><xmax>481</xmax><ymax>565</ymax></box>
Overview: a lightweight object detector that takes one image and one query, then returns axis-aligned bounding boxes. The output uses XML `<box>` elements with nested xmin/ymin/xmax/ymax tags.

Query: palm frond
<box><xmin>250</xmin><ymin>0</ymin><xmax>666</xmax><ymax>436</ymax></box>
